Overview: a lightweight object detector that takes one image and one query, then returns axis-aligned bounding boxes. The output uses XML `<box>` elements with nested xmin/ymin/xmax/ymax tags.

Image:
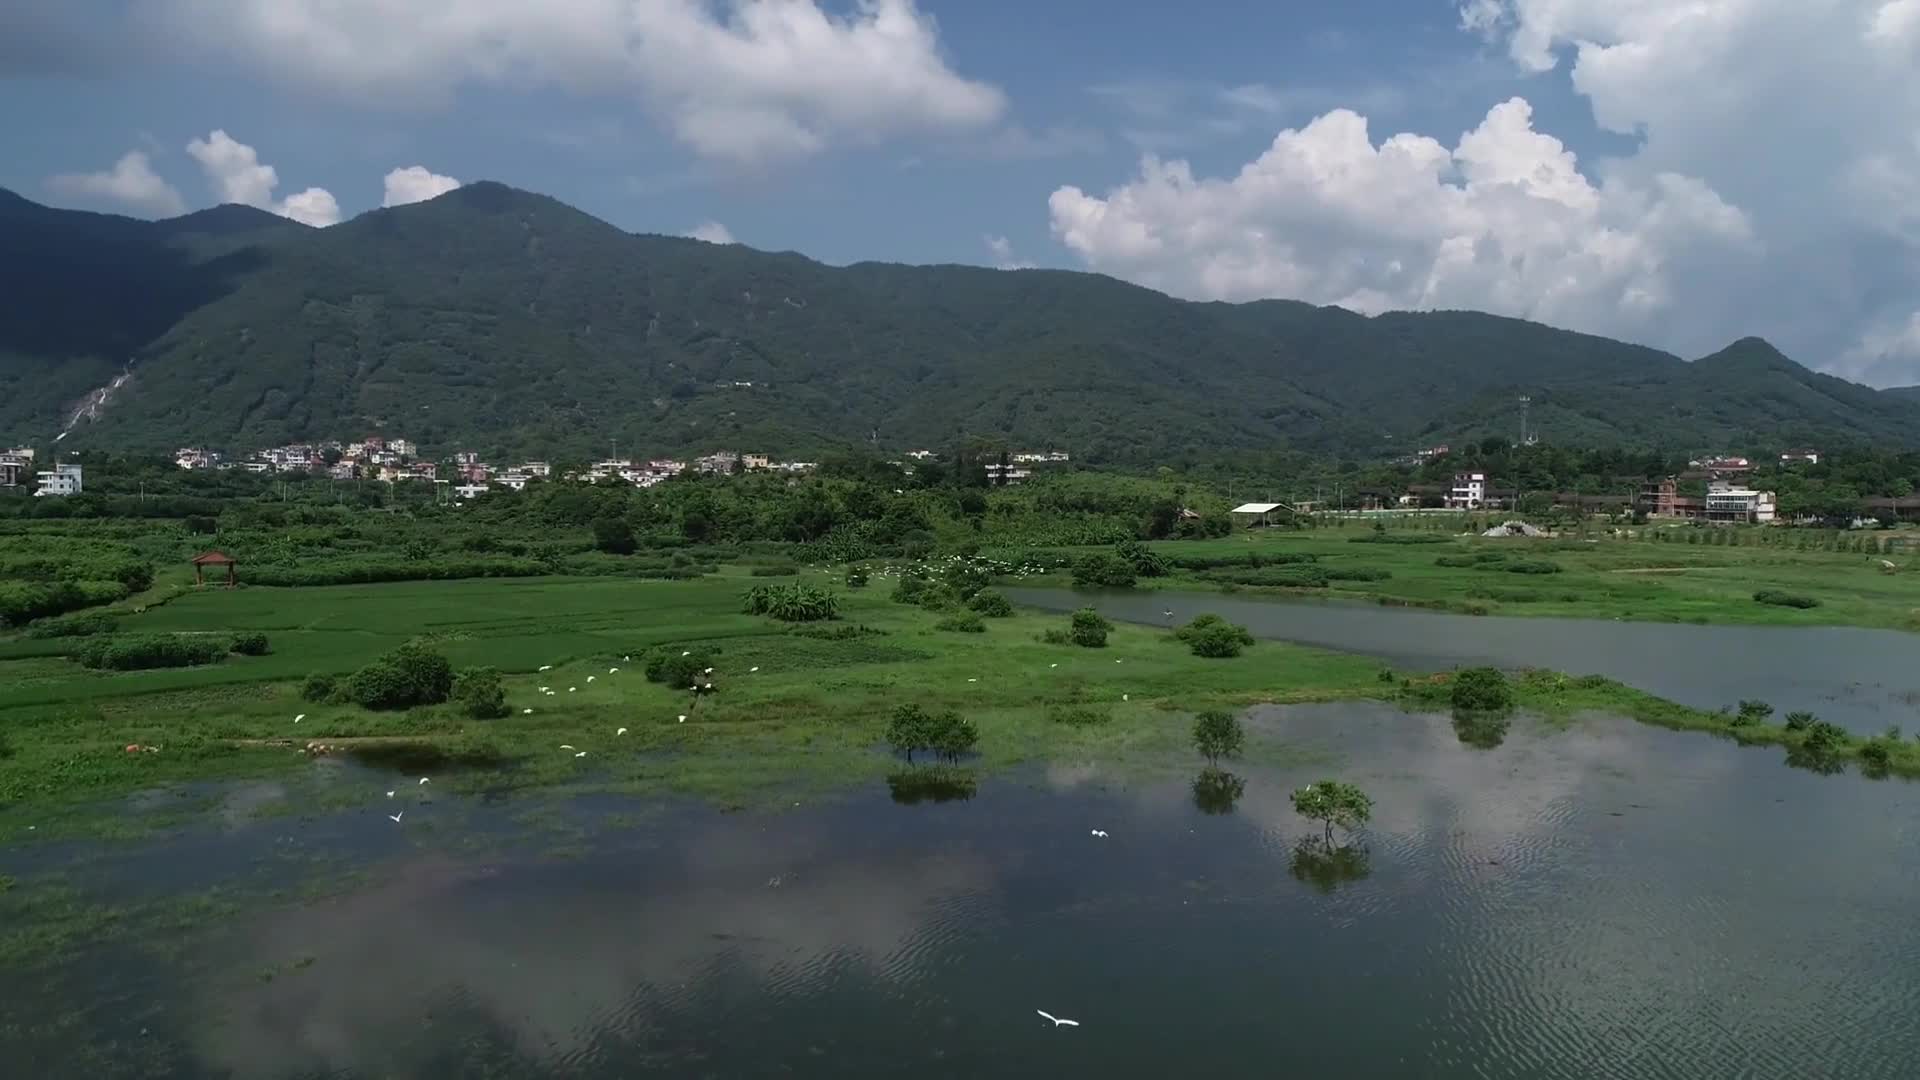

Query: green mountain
<box><xmin>4</xmin><ymin>181</ymin><xmax>1916</xmax><ymax>463</ymax></box>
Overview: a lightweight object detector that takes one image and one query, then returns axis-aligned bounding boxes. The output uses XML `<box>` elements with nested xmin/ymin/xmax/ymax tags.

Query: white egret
<box><xmin>1090</xmin><ymin>829</ymin><xmax>1109</xmax><ymax>838</ymax></box>
<box><xmin>609</xmin><ymin>667</ymin><xmax>619</xmax><ymax>674</ymax></box>
<box><xmin>386</xmin><ymin>791</ymin><xmax>396</xmax><ymax>799</ymax></box>
<box><xmin>1035</xmin><ymin>1010</ymin><xmax>1079</xmax><ymax>1028</ymax></box>
<box><xmin>570</xmin><ymin>687</ymin><xmax>578</xmax><ymax>692</ymax></box>
<box><xmin>523</xmin><ymin>708</ymin><xmax>533</xmax><ymax>714</ymax></box>
<box><xmin>539</xmin><ymin>665</ymin><xmax>553</xmax><ymax>672</ymax></box>
<box><xmin>388</xmin><ymin>812</ymin><xmax>404</xmax><ymax>823</ymax></box>
<box><xmin>623</xmin><ymin>655</ymin><xmax>631</xmax><ymax>661</ymax></box>
<box><xmin>560</xmin><ymin>745</ymin><xmax>575</xmax><ymax>750</ymax></box>
<box><xmin>750</xmin><ymin>666</ymin><xmax>760</xmax><ymax>673</ymax></box>
<box><xmin>418</xmin><ymin>777</ymin><xmax>430</xmax><ymax>786</ymax></box>
<box><xmin>587</xmin><ymin>675</ymin><xmax>596</xmax><ymax>683</ymax></box>
<box><xmin>616</xmin><ymin>727</ymin><xmax>628</xmax><ymax>736</ymax></box>
<box><xmin>677</xmin><ymin>714</ymin><xmax>688</xmax><ymax>723</ymax></box>
<box><xmin>703</xmin><ymin>667</ymin><xmax>714</xmax><ymax>675</ymax></box>
<box><xmin>294</xmin><ymin>713</ymin><xmax>306</xmax><ymax>723</ymax></box>
<box><xmin>968</xmin><ymin>678</ymin><xmax>977</xmax><ymax>682</ymax></box>
<box><xmin>682</xmin><ymin>651</ymin><xmax>691</xmax><ymax>657</ymax></box>
<box><xmin>574</xmin><ymin>751</ymin><xmax>587</xmax><ymax>758</ymax></box>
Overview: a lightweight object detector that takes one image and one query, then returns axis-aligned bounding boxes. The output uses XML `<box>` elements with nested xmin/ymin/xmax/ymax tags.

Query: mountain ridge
<box><xmin>3</xmin><ymin>181</ymin><xmax>1914</xmax><ymax>463</ymax></box>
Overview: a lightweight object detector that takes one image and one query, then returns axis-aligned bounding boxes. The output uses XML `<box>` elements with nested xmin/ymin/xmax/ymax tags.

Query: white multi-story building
<box><xmin>985</xmin><ymin>462</ymin><xmax>1032</xmax><ymax>485</ymax></box>
<box><xmin>1447</xmin><ymin>472</ymin><xmax>1487</xmax><ymax>510</ymax></box>
<box><xmin>0</xmin><ymin>451</ymin><xmax>31</xmax><ymax>488</ymax></box>
<box><xmin>453</xmin><ymin>483</ymin><xmax>490</xmax><ymax>499</ymax></box>
<box><xmin>1705</xmin><ymin>484</ymin><xmax>1777</xmax><ymax>524</ymax></box>
<box><xmin>34</xmin><ymin>463</ymin><xmax>83</xmax><ymax>497</ymax></box>
<box><xmin>519</xmin><ymin>461</ymin><xmax>552</xmax><ymax>478</ymax></box>
<box><xmin>387</xmin><ymin>439</ymin><xmax>416</xmax><ymax>459</ymax></box>
<box><xmin>496</xmin><ymin>472</ymin><xmax>531</xmax><ymax>491</ymax></box>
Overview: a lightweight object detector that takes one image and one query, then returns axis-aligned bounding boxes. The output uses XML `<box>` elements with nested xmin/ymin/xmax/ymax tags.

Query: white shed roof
<box><xmin>1230</xmin><ymin>502</ymin><xmax>1283</xmax><ymax>514</ymax></box>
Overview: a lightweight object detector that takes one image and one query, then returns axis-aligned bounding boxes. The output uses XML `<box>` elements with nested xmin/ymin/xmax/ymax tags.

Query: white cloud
<box><xmin>984</xmin><ymin>233</ymin><xmax>1034</xmax><ymax>270</ymax></box>
<box><xmin>686</xmin><ymin>221</ymin><xmax>737</xmax><ymax>244</ymax></box>
<box><xmin>1049</xmin><ymin>98</ymin><xmax>1753</xmax><ymax>342</ymax></box>
<box><xmin>46</xmin><ymin>150</ymin><xmax>185</xmax><ymax>217</ymax></box>
<box><xmin>382</xmin><ymin>166</ymin><xmax>462</xmax><ymax>208</ymax></box>
<box><xmin>154</xmin><ymin>0</ymin><xmax>1005</xmax><ymax>166</ymax></box>
<box><xmin>1450</xmin><ymin>0</ymin><xmax>1920</xmax><ymax>381</ymax></box>
<box><xmin>1051</xmin><ymin>2</ymin><xmax>1920</xmax><ymax>383</ymax></box>
<box><xmin>185</xmin><ymin>129</ymin><xmax>340</xmax><ymax>226</ymax></box>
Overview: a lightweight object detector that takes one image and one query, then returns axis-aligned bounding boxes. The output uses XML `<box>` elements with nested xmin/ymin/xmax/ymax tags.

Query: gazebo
<box><xmin>191</xmin><ymin>550</ymin><xmax>238</xmax><ymax>588</ymax></box>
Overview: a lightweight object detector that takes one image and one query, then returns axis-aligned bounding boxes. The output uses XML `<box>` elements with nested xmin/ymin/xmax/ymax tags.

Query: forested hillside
<box><xmin>5</xmin><ymin>182</ymin><xmax>1919</xmax><ymax>463</ymax></box>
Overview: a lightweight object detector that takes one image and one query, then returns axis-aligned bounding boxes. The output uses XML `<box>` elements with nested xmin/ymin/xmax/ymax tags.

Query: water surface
<box><xmin>5</xmin><ymin>704</ymin><xmax>1920</xmax><ymax>1078</ymax></box>
<box><xmin>1011</xmin><ymin>586</ymin><xmax>1920</xmax><ymax>733</ymax></box>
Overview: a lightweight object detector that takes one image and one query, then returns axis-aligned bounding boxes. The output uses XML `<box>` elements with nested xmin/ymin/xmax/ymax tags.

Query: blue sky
<box><xmin>5</xmin><ymin>1</ymin><xmax>1919</xmax><ymax>385</ymax></box>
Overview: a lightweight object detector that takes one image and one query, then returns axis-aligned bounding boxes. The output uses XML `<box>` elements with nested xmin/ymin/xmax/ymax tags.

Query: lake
<box><xmin>5</xmin><ymin>703</ymin><xmax>1920</xmax><ymax>1078</ymax></box>
<box><xmin>1009</xmin><ymin>587</ymin><xmax>1920</xmax><ymax>734</ymax></box>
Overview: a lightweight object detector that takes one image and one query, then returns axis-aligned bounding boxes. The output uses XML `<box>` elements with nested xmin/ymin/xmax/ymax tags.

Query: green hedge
<box><xmin>1754</xmin><ymin>589</ymin><xmax>1821</xmax><ymax>609</ymax></box>
<box><xmin>75</xmin><ymin>633</ymin><xmax>229</xmax><ymax>671</ymax></box>
<box><xmin>0</xmin><ymin>580</ymin><xmax>128</xmax><ymax>627</ymax></box>
<box><xmin>243</xmin><ymin>558</ymin><xmax>547</xmax><ymax>587</ymax></box>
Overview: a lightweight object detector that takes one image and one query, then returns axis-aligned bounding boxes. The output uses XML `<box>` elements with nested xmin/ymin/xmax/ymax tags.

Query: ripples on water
<box><xmin>4</xmin><ymin>704</ymin><xmax>1920</xmax><ymax>1078</ymax></box>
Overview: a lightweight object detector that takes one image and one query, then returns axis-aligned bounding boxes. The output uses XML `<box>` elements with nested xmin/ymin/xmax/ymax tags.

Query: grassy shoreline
<box><xmin>993</xmin><ymin>530</ymin><xmax>1920</xmax><ymax>631</ymax></box>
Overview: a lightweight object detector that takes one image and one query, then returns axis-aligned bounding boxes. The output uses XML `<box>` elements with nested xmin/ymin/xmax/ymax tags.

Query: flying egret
<box><xmin>386</xmin><ymin>791</ymin><xmax>396</xmax><ymax>799</ymax></box>
<box><xmin>750</xmin><ymin>666</ymin><xmax>760</xmax><ymax>673</ymax></box>
<box><xmin>678</xmin><ymin>714</ymin><xmax>688</xmax><ymax>723</ymax></box>
<box><xmin>616</xmin><ymin>727</ymin><xmax>628</xmax><ymax>736</ymax></box>
<box><xmin>574</xmin><ymin>751</ymin><xmax>587</xmax><ymax>758</ymax></box>
<box><xmin>570</xmin><ymin>687</ymin><xmax>578</xmax><ymax>692</ymax></box>
<box><xmin>388</xmin><ymin>812</ymin><xmax>404</xmax><ymax>824</ymax></box>
<box><xmin>682</xmin><ymin>651</ymin><xmax>691</xmax><ymax>657</ymax></box>
<box><xmin>1035</xmin><ymin>1010</ymin><xmax>1080</xmax><ymax>1028</ymax></box>
<box><xmin>539</xmin><ymin>665</ymin><xmax>553</xmax><ymax>672</ymax></box>
<box><xmin>609</xmin><ymin>667</ymin><xmax>619</xmax><ymax>674</ymax></box>
<box><xmin>560</xmin><ymin>744</ymin><xmax>576</xmax><ymax>750</ymax></box>
<box><xmin>523</xmin><ymin>708</ymin><xmax>534</xmax><ymax>715</ymax></box>
<box><xmin>1090</xmin><ymin>829</ymin><xmax>1109</xmax><ymax>838</ymax></box>
<box><xmin>1050</xmin><ymin>663</ymin><xmax>1058</xmax><ymax>668</ymax></box>
<box><xmin>587</xmin><ymin>675</ymin><xmax>596</xmax><ymax>683</ymax></box>
<box><xmin>703</xmin><ymin>667</ymin><xmax>714</xmax><ymax>675</ymax></box>
<box><xmin>623</xmin><ymin>655</ymin><xmax>631</xmax><ymax>661</ymax></box>
<box><xmin>419</xmin><ymin>777</ymin><xmax>431</xmax><ymax>786</ymax></box>
<box><xmin>294</xmin><ymin>713</ymin><xmax>306</xmax><ymax>723</ymax></box>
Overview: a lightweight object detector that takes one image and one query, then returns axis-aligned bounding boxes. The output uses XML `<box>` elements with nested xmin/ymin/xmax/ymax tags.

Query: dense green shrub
<box><xmin>741</xmin><ymin>582</ymin><xmax>838</xmax><ymax>622</ymax></box>
<box><xmin>749</xmin><ymin>563</ymin><xmax>800</xmax><ymax>577</ymax></box>
<box><xmin>1754</xmin><ymin>589</ymin><xmax>1821</xmax><ymax>609</ymax></box>
<box><xmin>1072</xmin><ymin>553</ymin><xmax>1137</xmax><ymax>589</ymax></box>
<box><xmin>646</xmin><ymin>648</ymin><xmax>710</xmax><ymax>687</ymax></box>
<box><xmin>24</xmin><ymin>610</ymin><xmax>119</xmax><ymax>638</ymax></box>
<box><xmin>1731</xmin><ymin>700</ymin><xmax>1774</xmax><ymax>727</ymax></box>
<box><xmin>1502</xmin><ymin>560</ymin><xmax>1563</xmax><ymax>575</ymax></box>
<box><xmin>1203</xmin><ymin>565</ymin><xmax>1330</xmax><ymax>588</ymax></box>
<box><xmin>0</xmin><ymin>580</ymin><xmax>129</xmax><ymax>627</ymax></box>
<box><xmin>591</xmin><ymin>515</ymin><xmax>637</xmax><ymax>555</ymax></box>
<box><xmin>967</xmin><ymin>589</ymin><xmax>1013</xmax><ymax>617</ymax></box>
<box><xmin>1193</xmin><ymin>710</ymin><xmax>1245</xmax><ymax>764</ymax></box>
<box><xmin>1069</xmin><ymin>608</ymin><xmax>1111</xmax><ymax>648</ymax></box>
<box><xmin>935</xmin><ymin>612</ymin><xmax>986</xmax><ymax>633</ymax></box>
<box><xmin>1176</xmin><ymin>613</ymin><xmax>1255</xmax><ymax>658</ymax></box>
<box><xmin>1349</xmin><ymin>533</ymin><xmax>1449</xmax><ymax>545</ymax></box>
<box><xmin>1165</xmin><ymin>551</ymin><xmax>1316</xmax><ymax>570</ymax></box>
<box><xmin>349</xmin><ymin>642</ymin><xmax>455</xmax><ymax>710</ymax></box>
<box><xmin>452</xmin><ymin>667</ymin><xmax>510</xmax><ymax>719</ymax></box>
<box><xmin>1435</xmin><ymin>552</ymin><xmax>1510</xmax><ymax>568</ymax></box>
<box><xmin>301</xmin><ymin>673</ymin><xmax>337</xmax><ymax>703</ymax></box>
<box><xmin>75</xmin><ymin>633</ymin><xmax>229</xmax><ymax>671</ymax></box>
<box><xmin>891</xmin><ymin>574</ymin><xmax>933</xmax><ymax>605</ymax></box>
<box><xmin>845</xmin><ymin>565</ymin><xmax>870</xmax><ymax>588</ymax></box>
<box><xmin>243</xmin><ymin>558</ymin><xmax>545</xmax><ymax>587</ymax></box>
<box><xmin>1450</xmin><ymin>667</ymin><xmax>1514</xmax><ymax>712</ymax></box>
<box><xmin>1784</xmin><ymin>710</ymin><xmax>1817</xmax><ymax>732</ymax></box>
<box><xmin>1324</xmin><ymin>566</ymin><xmax>1393</xmax><ymax>582</ymax></box>
<box><xmin>1114</xmin><ymin>540</ymin><xmax>1170</xmax><ymax>578</ymax></box>
<box><xmin>230</xmin><ymin>631</ymin><xmax>271</xmax><ymax>656</ymax></box>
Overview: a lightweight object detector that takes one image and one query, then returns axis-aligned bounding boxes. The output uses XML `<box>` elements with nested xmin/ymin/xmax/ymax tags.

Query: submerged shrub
<box><xmin>1731</xmin><ymin>700</ymin><xmax>1774</xmax><ymax>727</ymax></box>
<box><xmin>1450</xmin><ymin>667</ymin><xmax>1514</xmax><ymax>712</ymax></box>
<box><xmin>1048</xmin><ymin>704</ymin><xmax>1112</xmax><ymax>727</ymax></box>
<box><xmin>1071</xmin><ymin>553</ymin><xmax>1137</xmax><ymax>589</ymax></box>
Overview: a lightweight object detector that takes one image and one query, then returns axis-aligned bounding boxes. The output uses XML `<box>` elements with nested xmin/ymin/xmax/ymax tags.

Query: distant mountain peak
<box><xmin>155</xmin><ymin>203</ymin><xmax>295</xmax><ymax>236</ymax></box>
<box><xmin>1696</xmin><ymin>336</ymin><xmax>1797</xmax><ymax>370</ymax></box>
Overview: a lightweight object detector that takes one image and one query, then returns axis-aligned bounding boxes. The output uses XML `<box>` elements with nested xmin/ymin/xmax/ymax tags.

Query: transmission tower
<box><xmin>1518</xmin><ymin>395</ymin><xmax>1534</xmax><ymax>447</ymax></box>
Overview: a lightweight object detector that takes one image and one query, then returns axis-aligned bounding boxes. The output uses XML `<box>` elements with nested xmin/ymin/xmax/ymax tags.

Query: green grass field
<box><xmin>1037</xmin><ymin>528</ymin><xmax>1920</xmax><ymax>630</ymax></box>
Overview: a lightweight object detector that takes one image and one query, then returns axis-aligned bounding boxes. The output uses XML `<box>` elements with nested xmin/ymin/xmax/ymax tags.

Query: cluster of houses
<box><xmin>899</xmin><ymin>448</ymin><xmax>1070</xmax><ymax>486</ymax></box>
<box><xmin>0</xmin><ymin>447</ymin><xmax>84</xmax><ymax>498</ymax></box>
<box><xmin>1420</xmin><ymin>452</ymin><xmax>1807</xmax><ymax>523</ymax></box>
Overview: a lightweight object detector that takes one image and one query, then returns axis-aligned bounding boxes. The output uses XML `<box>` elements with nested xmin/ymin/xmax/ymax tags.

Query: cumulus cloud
<box><xmin>686</xmin><ymin>221</ymin><xmax>737</xmax><ymax>244</ymax></box>
<box><xmin>1050</xmin><ymin>99</ymin><xmax>1753</xmax><ymax>342</ymax></box>
<box><xmin>382</xmin><ymin>166</ymin><xmax>461</xmax><ymax>208</ymax></box>
<box><xmin>46</xmin><ymin>150</ymin><xmax>186</xmax><ymax>217</ymax></box>
<box><xmin>185</xmin><ymin>130</ymin><xmax>340</xmax><ymax>226</ymax></box>
<box><xmin>153</xmin><ymin>0</ymin><xmax>1005</xmax><ymax>165</ymax></box>
<box><xmin>1451</xmin><ymin>0</ymin><xmax>1920</xmax><ymax>381</ymax></box>
<box><xmin>1053</xmin><ymin>2</ymin><xmax>1920</xmax><ymax>383</ymax></box>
